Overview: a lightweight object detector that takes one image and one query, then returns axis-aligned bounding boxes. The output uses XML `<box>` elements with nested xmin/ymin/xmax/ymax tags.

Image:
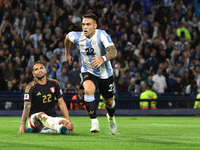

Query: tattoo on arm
<box><xmin>21</xmin><ymin>101</ymin><xmax>31</xmax><ymax>125</ymax></box>
<box><xmin>105</xmin><ymin>45</ymin><xmax>117</xmax><ymax>61</ymax></box>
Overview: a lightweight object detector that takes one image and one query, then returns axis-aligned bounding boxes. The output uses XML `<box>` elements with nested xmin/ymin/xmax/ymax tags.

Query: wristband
<box><xmin>102</xmin><ymin>56</ymin><xmax>107</xmax><ymax>62</ymax></box>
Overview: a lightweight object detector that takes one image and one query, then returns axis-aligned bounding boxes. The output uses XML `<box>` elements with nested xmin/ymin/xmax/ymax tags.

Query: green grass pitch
<box><xmin>0</xmin><ymin>116</ymin><xmax>200</xmax><ymax>150</ymax></box>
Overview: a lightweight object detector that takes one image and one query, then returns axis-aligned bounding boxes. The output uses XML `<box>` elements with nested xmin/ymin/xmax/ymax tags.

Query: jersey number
<box><xmin>42</xmin><ymin>94</ymin><xmax>52</xmax><ymax>103</ymax></box>
<box><xmin>85</xmin><ymin>48</ymin><xmax>95</xmax><ymax>55</ymax></box>
<box><xmin>108</xmin><ymin>84</ymin><xmax>114</xmax><ymax>92</ymax></box>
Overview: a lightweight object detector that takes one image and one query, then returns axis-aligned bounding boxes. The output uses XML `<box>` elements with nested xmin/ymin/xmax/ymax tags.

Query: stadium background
<box><xmin>0</xmin><ymin>0</ymin><xmax>200</xmax><ymax>116</ymax></box>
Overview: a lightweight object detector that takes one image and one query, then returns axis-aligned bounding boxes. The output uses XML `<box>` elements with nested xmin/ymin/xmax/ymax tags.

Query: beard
<box><xmin>36</xmin><ymin>74</ymin><xmax>45</xmax><ymax>80</ymax></box>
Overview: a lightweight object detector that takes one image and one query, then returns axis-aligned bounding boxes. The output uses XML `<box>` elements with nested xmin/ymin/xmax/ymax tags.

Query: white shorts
<box><xmin>28</xmin><ymin>113</ymin><xmax>69</xmax><ymax>131</ymax></box>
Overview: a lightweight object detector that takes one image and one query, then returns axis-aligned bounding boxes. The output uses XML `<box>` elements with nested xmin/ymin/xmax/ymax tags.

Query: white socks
<box><xmin>91</xmin><ymin>118</ymin><xmax>98</xmax><ymax>124</ymax></box>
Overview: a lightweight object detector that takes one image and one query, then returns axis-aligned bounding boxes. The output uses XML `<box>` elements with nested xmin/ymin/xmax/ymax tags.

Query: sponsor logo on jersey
<box><xmin>80</xmin><ymin>44</ymin><xmax>84</xmax><ymax>47</ymax></box>
<box><xmin>24</xmin><ymin>94</ymin><xmax>29</xmax><ymax>100</ymax></box>
<box><xmin>92</xmin><ymin>40</ymin><xmax>96</xmax><ymax>45</ymax></box>
<box><xmin>50</xmin><ymin>87</ymin><xmax>55</xmax><ymax>93</ymax></box>
<box><xmin>36</xmin><ymin>92</ymin><xmax>42</xmax><ymax>96</ymax></box>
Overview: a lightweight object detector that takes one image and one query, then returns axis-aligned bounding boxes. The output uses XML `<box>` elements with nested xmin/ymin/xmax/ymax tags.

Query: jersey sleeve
<box><xmin>100</xmin><ymin>30</ymin><xmax>114</xmax><ymax>49</ymax></box>
<box><xmin>24</xmin><ymin>82</ymin><xmax>35</xmax><ymax>102</ymax></box>
<box><xmin>68</xmin><ymin>31</ymin><xmax>78</xmax><ymax>44</ymax></box>
<box><xmin>55</xmin><ymin>80</ymin><xmax>64</xmax><ymax>99</ymax></box>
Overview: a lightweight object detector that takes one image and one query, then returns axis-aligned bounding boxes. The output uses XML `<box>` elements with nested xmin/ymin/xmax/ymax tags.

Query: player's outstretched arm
<box><xmin>18</xmin><ymin>101</ymin><xmax>31</xmax><ymax>134</ymax></box>
<box><xmin>64</xmin><ymin>34</ymin><xmax>73</xmax><ymax>65</ymax></box>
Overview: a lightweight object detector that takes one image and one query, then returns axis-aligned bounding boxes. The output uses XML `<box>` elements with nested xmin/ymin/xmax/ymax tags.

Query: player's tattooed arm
<box><xmin>105</xmin><ymin>45</ymin><xmax>117</xmax><ymax>61</ymax></box>
<box><xmin>21</xmin><ymin>101</ymin><xmax>31</xmax><ymax>125</ymax></box>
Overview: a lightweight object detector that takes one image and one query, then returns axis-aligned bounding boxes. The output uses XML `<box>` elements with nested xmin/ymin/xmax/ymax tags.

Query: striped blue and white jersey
<box><xmin>68</xmin><ymin>29</ymin><xmax>114</xmax><ymax>79</ymax></box>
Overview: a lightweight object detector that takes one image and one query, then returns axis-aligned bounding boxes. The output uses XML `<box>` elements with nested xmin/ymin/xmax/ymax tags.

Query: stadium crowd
<box><xmin>0</xmin><ymin>0</ymin><xmax>200</xmax><ymax>109</ymax></box>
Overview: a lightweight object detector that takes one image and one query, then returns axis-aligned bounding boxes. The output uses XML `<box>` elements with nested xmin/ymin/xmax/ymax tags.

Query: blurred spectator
<box><xmin>17</xmin><ymin>73</ymin><xmax>27</xmax><ymax>91</ymax></box>
<box><xmin>142</xmin><ymin>73</ymin><xmax>154</xmax><ymax>89</ymax></box>
<box><xmin>120</xmin><ymin>76</ymin><xmax>133</xmax><ymax>92</ymax></box>
<box><xmin>128</xmin><ymin>60</ymin><xmax>138</xmax><ymax>76</ymax></box>
<box><xmin>27</xmin><ymin>47</ymin><xmax>36</xmax><ymax>69</ymax></box>
<box><xmin>114</xmin><ymin>51</ymin><xmax>126</xmax><ymax>68</ymax></box>
<box><xmin>4</xmin><ymin>80</ymin><xmax>17</xmax><ymax>110</ymax></box>
<box><xmin>123</xmin><ymin>42</ymin><xmax>135</xmax><ymax>61</ymax></box>
<box><xmin>68</xmin><ymin>61</ymin><xmax>81</xmax><ymax>87</ymax></box>
<box><xmin>46</xmin><ymin>55</ymin><xmax>62</xmax><ymax>75</ymax></box>
<box><xmin>194</xmin><ymin>0</ymin><xmax>200</xmax><ymax>20</ymax></box>
<box><xmin>57</xmin><ymin>67</ymin><xmax>69</xmax><ymax>89</ymax></box>
<box><xmin>176</xmin><ymin>23</ymin><xmax>191</xmax><ymax>41</ymax></box>
<box><xmin>63</xmin><ymin>82</ymin><xmax>76</xmax><ymax>94</ymax></box>
<box><xmin>181</xmin><ymin>70</ymin><xmax>191</xmax><ymax>91</ymax></box>
<box><xmin>4</xmin><ymin>54</ymin><xmax>25</xmax><ymax>81</ymax></box>
<box><xmin>0</xmin><ymin>49</ymin><xmax>6</xmax><ymax>63</ymax></box>
<box><xmin>53</xmin><ymin>41</ymin><xmax>65</xmax><ymax>63</ymax></box>
<box><xmin>141</xmin><ymin>51</ymin><xmax>158</xmax><ymax>74</ymax></box>
<box><xmin>186</xmin><ymin>80</ymin><xmax>197</xmax><ymax>108</ymax></box>
<box><xmin>70</xmin><ymin>89</ymin><xmax>86</xmax><ymax>110</ymax></box>
<box><xmin>29</xmin><ymin>28</ymin><xmax>43</xmax><ymax>50</ymax></box>
<box><xmin>152</xmin><ymin>68</ymin><xmax>167</xmax><ymax>93</ymax></box>
<box><xmin>170</xmin><ymin>50</ymin><xmax>189</xmax><ymax>77</ymax></box>
<box><xmin>170</xmin><ymin>75</ymin><xmax>185</xmax><ymax>95</ymax></box>
<box><xmin>169</xmin><ymin>74</ymin><xmax>185</xmax><ymax>108</ymax></box>
<box><xmin>48</xmin><ymin>63</ymin><xmax>59</xmax><ymax>79</ymax></box>
<box><xmin>131</xmin><ymin>70</ymin><xmax>142</xmax><ymax>94</ymax></box>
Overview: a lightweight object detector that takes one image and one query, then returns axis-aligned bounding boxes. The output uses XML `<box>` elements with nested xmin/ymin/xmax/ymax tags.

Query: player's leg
<box><xmin>103</xmin><ymin>97</ymin><xmax>117</xmax><ymax>135</ymax></box>
<box><xmin>27</xmin><ymin>112</ymin><xmax>45</xmax><ymax>133</ymax></box>
<box><xmin>99</xmin><ymin>76</ymin><xmax>117</xmax><ymax>135</ymax></box>
<box><xmin>83</xmin><ymin>80</ymin><xmax>99</xmax><ymax>133</ymax></box>
<box><xmin>35</xmin><ymin>112</ymin><xmax>70</xmax><ymax>134</ymax></box>
<box><xmin>40</xmin><ymin>118</ymin><xmax>73</xmax><ymax>134</ymax></box>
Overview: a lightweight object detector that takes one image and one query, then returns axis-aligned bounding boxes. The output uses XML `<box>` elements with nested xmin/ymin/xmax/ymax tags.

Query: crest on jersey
<box><xmin>50</xmin><ymin>87</ymin><xmax>55</xmax><ymax>93</ymax></box>
<box><xmin>92</xmin><ymin>40</ymin><xmax>96</xmax><ymax>45</ymax></box>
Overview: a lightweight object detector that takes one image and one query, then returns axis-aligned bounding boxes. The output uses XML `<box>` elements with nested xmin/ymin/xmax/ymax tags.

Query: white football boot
<box><xmin>107</xmin><ymin>113</ymin><xmax>117</xmax><ymax>135</ymax></box>
<box><xmin>90</xmin><ymin>122</ymin><xmax>100</xmax><ymax>133</ymax></box>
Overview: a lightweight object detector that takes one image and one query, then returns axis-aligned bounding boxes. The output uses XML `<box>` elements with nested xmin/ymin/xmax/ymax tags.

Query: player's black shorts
<box><xmin>80</xmin><ymin>72</ymin><xmax>114</xmax><ymax>98</ymax></box>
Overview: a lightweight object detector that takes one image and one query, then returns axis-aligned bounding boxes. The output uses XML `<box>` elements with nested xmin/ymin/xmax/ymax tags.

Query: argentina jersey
<box><xmin>68</xmin><ymin>29</ymin><xmax>114</xmax><ymax>79</ymax></box>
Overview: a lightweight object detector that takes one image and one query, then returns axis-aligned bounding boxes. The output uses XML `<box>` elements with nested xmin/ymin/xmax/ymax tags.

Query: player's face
<box><xmin>32</xmin><ymin>63</ymin><xmax>47</xmax><ymax>80</ymax></box>
<box><xmin>82</xmin><ymin>18</ymin><xmax>97</xmax><ymax>38</ymax></box>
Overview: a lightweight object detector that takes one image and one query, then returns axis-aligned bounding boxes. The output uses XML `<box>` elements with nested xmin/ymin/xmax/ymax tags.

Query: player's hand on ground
<box><xmin>91</xmin><ymin>57</ymin><xmax>104</xmax><ymax>68</ymax></box>
<box><xmin>65</xmin><ymin>55</ymin><xmax>73</xmax><ymax>65</ymax></box>
<box><xmin>18</xmin><ymin>125</ymin><xmax>27</xmax><ymax>134</ymax></box>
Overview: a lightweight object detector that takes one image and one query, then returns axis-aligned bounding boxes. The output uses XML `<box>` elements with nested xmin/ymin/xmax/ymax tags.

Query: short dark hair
<box><xmin>32</xmin><ymin>61</ymin><xmax>45</xmax><ymax>70</ymax></box>
<box><xmin>83</xmin><ymin>13</ymin><xmax>97</xmax><ymax>23</ymax></box>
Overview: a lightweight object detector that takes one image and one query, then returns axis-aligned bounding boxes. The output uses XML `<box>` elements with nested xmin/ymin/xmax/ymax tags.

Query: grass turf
<box><xmin>0</xmin><ymin>116</ymin><xmax>200</xmax><ymax>150</ymax></box>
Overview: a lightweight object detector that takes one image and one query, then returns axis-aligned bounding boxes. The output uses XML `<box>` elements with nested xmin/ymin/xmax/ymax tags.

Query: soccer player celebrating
<box><xmin>18</xmin><ymin>61</ymin><xmax>74</xmax><ymax>134</ymax></box>
<box><xmin>64</xmin><ymin>13</ymin><xmax>117</xmax><ymax>135</ymax></box>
